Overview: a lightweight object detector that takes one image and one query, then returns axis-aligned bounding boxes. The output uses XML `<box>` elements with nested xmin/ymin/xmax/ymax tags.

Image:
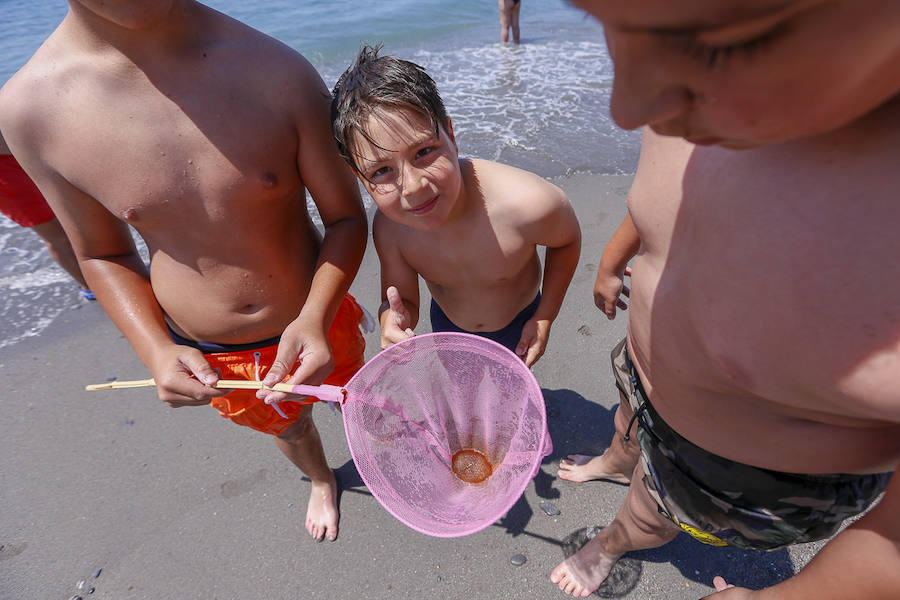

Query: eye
<box><xmin>370</xmin><ymin>166</ymin><xmax>392</xmax><ymax>179</ymax></box>
<box><xmin>415</xmin><ymin>146</ymin><xmax>434</xmax><ymax>160</ymax></box>
<box><xmin>680</xmin><ymin>30</ymin><xmax>778</xmax><ymax>70</ymax></box>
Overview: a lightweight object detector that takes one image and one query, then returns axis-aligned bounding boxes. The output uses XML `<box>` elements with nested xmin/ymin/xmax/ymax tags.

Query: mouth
<box><xmin>408</xmin><ymin>195</ymin><xmax>439</xmax><ymax>215</ymax></box>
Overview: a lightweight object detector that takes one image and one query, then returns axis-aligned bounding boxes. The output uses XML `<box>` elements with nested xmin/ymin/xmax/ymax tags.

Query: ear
<box><xmin>445</xmin><ymin>117</ymin><xmax>458</xmax><ymax>151</ymax></box>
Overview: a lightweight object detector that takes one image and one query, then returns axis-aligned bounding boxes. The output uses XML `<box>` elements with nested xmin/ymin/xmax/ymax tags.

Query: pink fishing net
<box><xmin>341</xmin><ymin>332</ymin><xmax>550</xmax><ymax>537</ymax></box>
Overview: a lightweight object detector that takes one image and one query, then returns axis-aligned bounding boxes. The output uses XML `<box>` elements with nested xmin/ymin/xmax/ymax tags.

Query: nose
<box><xmin>399</xmin><ymin>161</ymin><xmax>428</xmax><ymax>198</ymax></box>
<box><xmin>606</xmin><ymin>31</ymin><xmax>693</xmax><ymax>130</ymax></box>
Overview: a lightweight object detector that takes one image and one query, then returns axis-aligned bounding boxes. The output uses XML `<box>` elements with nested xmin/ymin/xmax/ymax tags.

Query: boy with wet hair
<box><xmin>332</xmin><ymin>45</ymin><xmax>581</xmax><ymax>367</ymax></box>
<box><xmin>551</xmin><ymin>1</ymin><xmax>900</xmax><ymax>598</ymax></box>
<box><xmin>0</xmin><ymin>0</ymin><xmax>368</xmax><ymax>543</ymax></box>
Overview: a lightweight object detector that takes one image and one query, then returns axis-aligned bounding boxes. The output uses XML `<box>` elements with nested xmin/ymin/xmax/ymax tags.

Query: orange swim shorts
<box><xmin>192</xmin><ymin>295</ymin><xmax>366</xmax><ymax>436</ymax></box>
<box><xmin>0</xmin><ymin>154</ymin><xmax>55</xmax><ymax>227</ymax></box>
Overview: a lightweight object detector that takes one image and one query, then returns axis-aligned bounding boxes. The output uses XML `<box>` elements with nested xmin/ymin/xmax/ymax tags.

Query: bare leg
<box><xmin>550</xmin><ymin>462</ymin><xmax>680</xmax><ymax>596</ymax></box>
<box><xmin>510</xmin><ymin>2</ymin><xmax>521</xmax><ymax>44</ymax></box>
<box><xmin>498</xmin><ymin>0</ymin><xmax>511</xmax><ymax>43</ymax></box>
<box><xmin>31</xmin><ymin>218</ymin><xmax>89</xmax><ymax>289</ymax></box>
<box><xmin>557</xmin><ymin>394</ymin><xmax>640</xmax><ymax>483</ymax></box>
<box><xmin>275</xmin><ymin>404</ymin><xmax>339</xmax><ymax>541</ymax></box>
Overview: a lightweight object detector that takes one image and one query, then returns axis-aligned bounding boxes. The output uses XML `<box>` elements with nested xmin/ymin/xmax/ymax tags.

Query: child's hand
<box><xmin>594</xmin><ymin>265</ymin><xmax>631</xmax><ymax>320</ymax></box>
<box><xmin>258</xmin><ymin>317</ymin><xmax>334</xmax><ymax>405</ymax></box>
<box><xmin>149</xmin><ymin>343</ymin><xmax>227</xmax><ymax>407</ymax></box>
<box><xmin>516</xmin><ymin>318</ymin><xmax>551</xmax><ymax>367</ymax></box>
<box><xmin>380</xmin><ymin>285</ymin><xmax>415</xmax><ymax>349</ymax></box>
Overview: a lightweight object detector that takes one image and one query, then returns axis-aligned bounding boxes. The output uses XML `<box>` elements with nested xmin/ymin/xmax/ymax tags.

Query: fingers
<box><xmin>380</xmin><ymin>327</ymin><xmax>415</xmax><ymax>350</ymax></box>
<box><xmin>155</xmin><ymin>347</ymin><xmax>226</xmax><ymax>407</ymax></box>
<box><xmin>621</xmin><ymin>284</ymin><xmax>630</xmax><ymax>297</ymax></box>
<box><xmin>623</xmin><ymin>266</ymin><xmax>632</xmax><ymax>277</ymax></box>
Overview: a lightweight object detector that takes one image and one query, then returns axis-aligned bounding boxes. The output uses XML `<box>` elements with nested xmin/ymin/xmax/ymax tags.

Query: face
<box><xmin>351</xmin><ymin>108</ymin><xmax>463</xmax><ymax>231</ymax></box>
<box><xmin>574</xmin><ymin>0</ymin><xmax>900</xmax><ymax>147</ymax></box>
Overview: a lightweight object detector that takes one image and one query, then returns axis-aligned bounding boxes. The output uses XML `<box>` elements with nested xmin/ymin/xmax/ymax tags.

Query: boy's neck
<box><xmin>63</xmin><ymin>0</ymin><xmax>198</xmax><ymax>60</ymax></box>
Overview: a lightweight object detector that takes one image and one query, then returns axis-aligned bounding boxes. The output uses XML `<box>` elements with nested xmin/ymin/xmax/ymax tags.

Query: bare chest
<box><xmin>52</xmin><ymin>73</ymin><xmax>301</xmax><ymax>231</ymax></box>
<box><xmin>405</xmin><ymin>224</ymin><xmax>537</xmax><ymax>290</ymax></box>
<box><xmin>630</xmin><ymin>145</ymin><xmax>900</xmax><ymax>420</ymax></box>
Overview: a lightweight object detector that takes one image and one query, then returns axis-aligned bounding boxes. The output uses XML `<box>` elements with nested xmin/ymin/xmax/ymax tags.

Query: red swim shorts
<box><xmin>205</xmin><ymin>294</ymin><xmax>367</xmax><ymax>435</ymax></box>
<box><xmin>0</xmin><ymin>154</ymin><xmax>55</xmax><ymax>227</ymax></box>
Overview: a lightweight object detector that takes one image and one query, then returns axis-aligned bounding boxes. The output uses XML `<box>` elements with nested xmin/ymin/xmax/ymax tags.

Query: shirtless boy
<box><xmin>331</xmin><ymin>45</ymin><xmax>581</xmax><ymax>367</ymax></box>
<box><xmin>0</xmin><ymin>1</ymin><xmax>368</xmax><ymax>543</ymax></box>
<box><xmin>551</xmin><ymin>1</ymin><xmax>900</xmax><ymax>597</ymax></box>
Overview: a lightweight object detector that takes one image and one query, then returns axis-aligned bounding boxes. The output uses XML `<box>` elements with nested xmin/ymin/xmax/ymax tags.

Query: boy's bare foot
<box><xmin>557</xmin><ymin>454</ymin><xmax>631</xmax><ymax>484</ymax></box>
<box><xmin>550</xmin><ymin>533</ymin><xmax>619</xmax><ymax>596</ymax></box>
<box><xmin>306</xmin><ymin>476</ymin><xmax>339</xmax><ymax>542</ymax></box>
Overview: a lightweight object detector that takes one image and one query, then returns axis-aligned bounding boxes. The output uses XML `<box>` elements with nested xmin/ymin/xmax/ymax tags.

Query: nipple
<box><xmin>261</xmin><ymin>172</ymin><xmax>278</xmax><ymax>188</ymax></box>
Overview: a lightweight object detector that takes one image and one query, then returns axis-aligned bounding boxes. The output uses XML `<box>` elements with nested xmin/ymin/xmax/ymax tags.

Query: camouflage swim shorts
<box><xmin>610</xmin><ymin>337</ymin><xmax>891</xmax><ymax>550</ymax></box>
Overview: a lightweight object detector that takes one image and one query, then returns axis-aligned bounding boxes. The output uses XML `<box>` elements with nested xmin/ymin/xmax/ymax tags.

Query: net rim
<box><xmin>342</xmin><ymin>331</ymin><xmax>547</xmax><ymax>537</ymax></box>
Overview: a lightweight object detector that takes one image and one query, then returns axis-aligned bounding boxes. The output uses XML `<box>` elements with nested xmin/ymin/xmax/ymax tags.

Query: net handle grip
<box><xmin>281</xmin><ymin>383</ymin><xmax>347</xmax><ymax>404</ymax></box>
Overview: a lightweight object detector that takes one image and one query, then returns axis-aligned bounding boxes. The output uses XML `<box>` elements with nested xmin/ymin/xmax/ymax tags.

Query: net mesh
<box><xmin>342</xmin><ymin>332</ymin><xmax>548</xmax><ymax>537</ymax></box>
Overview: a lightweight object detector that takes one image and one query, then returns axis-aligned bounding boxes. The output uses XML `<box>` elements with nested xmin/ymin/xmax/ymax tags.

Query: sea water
<box><xmin>0</xmin><ymin>0</ymin><xmax>639</xmax><ymax>348</ymax></box>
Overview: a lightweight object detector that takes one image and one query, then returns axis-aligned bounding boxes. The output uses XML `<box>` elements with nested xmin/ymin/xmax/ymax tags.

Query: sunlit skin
<box><xmin>574</xmin><ymin>0</ymin><xmax>900</xmax><ymax>147</ymax></box>
<box><xmin>552</xmin><ymin>1</ymin><xmax>900</xmax><ymax>598</ymax></box>
<box><xmin>0</xmin><ymin>0</ymin><xmax>367</xmax><ymax>543</ymax></box>
<box><xmin>352</xmin><ymin>107</ymin><xmax>581</xmax><ymax>367</ymax></box>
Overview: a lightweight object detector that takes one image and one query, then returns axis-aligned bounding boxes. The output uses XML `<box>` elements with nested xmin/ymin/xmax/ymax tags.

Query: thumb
<box><xmin>712</xmin><ymin>576</ymin><xmax>733</xmax><ymax>592</ymax></box>
<box><xmin>183</xmin><ymin>350</ymin><xmax>218</xmax><ymax>386</ymax></box>
<box><xmin>262</xmin><ymin>342</ymin><xmax>297</xmax><ymax>387</ymax></box>
<box><xmin>386</xmin><ymin>286</ymin><xmax>404</xmax><ymax>314</ymax></box>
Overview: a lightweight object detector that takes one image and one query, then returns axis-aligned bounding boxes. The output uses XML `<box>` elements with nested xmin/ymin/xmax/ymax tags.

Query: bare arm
<box><xmin>517</xmin><ymin>181</ymin><xmax>582</xmax><ymax>366</ymax></box>
<box><xmin>262</xmin><ymin>64</ymin><xmax>367</xmax><ymax>398</ymax></box>
<box><xmin>373</xmin><ymin>212</ymin><xmax>420</xmax><ymax>349</ymax></box>
<box><xmin>704</xmin><ymin>467</ymin><xmax>900</xmax><ymax>599</ymax></box>
<box><xmin>0</xmin><ymin>99</ymin><xmax>223</xmax><ymax>406</ymax></box>
<box><xmin>594</xmin><ymin>211</ymin><xmax>640</xmax><ymax>319</ymax></box>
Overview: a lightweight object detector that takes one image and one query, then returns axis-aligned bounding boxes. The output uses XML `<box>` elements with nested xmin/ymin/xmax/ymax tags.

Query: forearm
<box><xmin>298</xmin><ymin>215</ymin><xmax>367</xmax><ymax>328</ymax></box>
<box><xmin>716</xmin><ymin>472</ymin><xmax>900</xmax><ymax>600</ymax></box>
<box><xmin>80</xmin><ymin>253</ymin><xmax>176</xmax><ymax>368</ymax></box>
<box><xmin>738</xmin><ymin>526</ymin><xmax>900</xmax><ymax>599</ymax></box>
<box><xmin>599</xmin><ymin>212</ymin><xmax>640</xmax><ymax>275</ymax></box>
<box><xmin>534</xmin><ymin>238</ymin><xmax>581</xmax><ymax>322</ymax></box>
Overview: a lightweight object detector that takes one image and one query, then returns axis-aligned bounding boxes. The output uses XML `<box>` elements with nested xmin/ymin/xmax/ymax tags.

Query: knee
<box><xmin>276</xmin><ymin>408</ymin><xmax>315</xmax><ymax>444</ymax></box>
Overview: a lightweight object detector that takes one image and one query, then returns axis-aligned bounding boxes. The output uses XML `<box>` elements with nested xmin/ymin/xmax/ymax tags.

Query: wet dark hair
<box><xmin>331</xmin><ymin>44</ymin><xmax>450</xmax><ymax>175</ymax></box>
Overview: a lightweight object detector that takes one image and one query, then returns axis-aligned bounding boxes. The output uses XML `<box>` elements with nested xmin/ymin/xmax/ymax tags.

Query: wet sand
<box><xmin>0</xmin><ymin>173</ymin><xmax>825</xmax><ymax>599</ymax></box>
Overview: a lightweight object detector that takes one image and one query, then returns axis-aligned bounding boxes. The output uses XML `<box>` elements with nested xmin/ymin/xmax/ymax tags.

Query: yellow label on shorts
<box><xmin>677</xmin><ymin>522</ymin><xmax>728</xmax><ymax>546</ymax></box>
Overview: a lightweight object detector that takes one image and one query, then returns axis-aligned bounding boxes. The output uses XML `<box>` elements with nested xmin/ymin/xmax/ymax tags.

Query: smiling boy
<box><xmin>551</xmin><ymin>1</ymin><xmax>900</xmax><ymax>598</ymax></box>
<box><xmin>331</xmin><ymin>46</ymin><xmax>581</xmax><ymax>367</ymax></box>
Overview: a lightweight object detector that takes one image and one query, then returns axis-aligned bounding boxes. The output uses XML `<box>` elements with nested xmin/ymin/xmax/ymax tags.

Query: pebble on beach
<box><xmin>510</xmin><ymin>553</ymin><xmax>527</xmax><ymax>566</ymax></box>
<box><xmin>539</xmin><ymin>501</ymin><xmax>561</xmax><ymax>516</ymax></box>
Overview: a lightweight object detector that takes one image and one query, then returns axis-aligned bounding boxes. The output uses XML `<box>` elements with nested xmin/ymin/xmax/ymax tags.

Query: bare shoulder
<box><xmin>201</xmin><ymin>7</ymin><xmax>328</xmax><ymax>111</ymax></box>
<box><xmin>468</xmin><ymin>158</ymin><xmax>567</xmax><ymax>214</ymax></box>
<box><xmin>372</xmin><ymin>209</ymin><xmax>405</xmax><ymax>250</ymax></box>
<box><xmin>0</xmin><ymin>36</ymin><xmax>73</xmax><ymax>164</ymax></box>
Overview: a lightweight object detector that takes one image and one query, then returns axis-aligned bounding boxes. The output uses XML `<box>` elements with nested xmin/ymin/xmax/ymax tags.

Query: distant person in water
<box><xmin>0</xmin><ymin>130</ymin><xmax>93</xmax><ymax>300</ymax></box>
<box><xmin>498</xmin><ymin>0</ymin><xmax>521</xmax><ymax>44</ymax></box>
